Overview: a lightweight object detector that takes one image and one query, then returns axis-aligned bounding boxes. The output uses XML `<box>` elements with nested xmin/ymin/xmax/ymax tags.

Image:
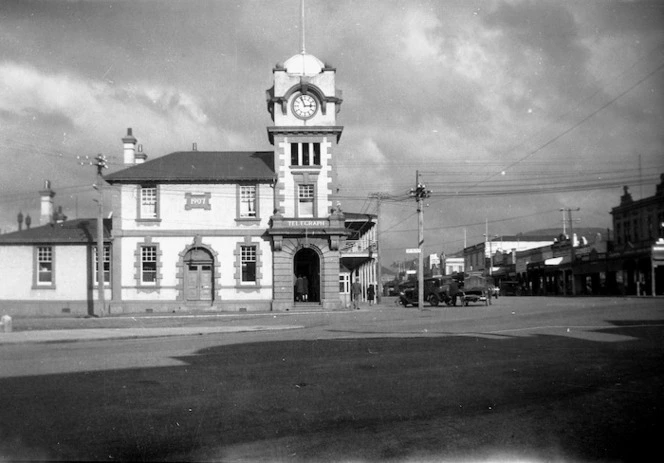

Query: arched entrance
<box><xmin>293</xmin><ymin>247</ymin><xmax>320</xmax><ymax>303</ymax></box>
<box><xmin>184</xmin><ymin>247</ymin><xmax>214</xmax><ymax>302</ymax></box>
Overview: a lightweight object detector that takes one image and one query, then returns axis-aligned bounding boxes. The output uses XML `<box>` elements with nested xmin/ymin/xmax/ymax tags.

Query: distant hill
<box><xmin>522</xmin><ymin>227</ymin><xmax>610</xmax><ymax>240</ymax></box>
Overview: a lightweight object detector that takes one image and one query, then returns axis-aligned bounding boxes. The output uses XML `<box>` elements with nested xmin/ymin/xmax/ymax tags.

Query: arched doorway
<box><xmin>184</xmin><ymin>247</ymin><xmax>214</xmax><ymax>302</ymax></box>
<box><xmin>294</xmin><ymin>247</ymin><xmax>320</xmax><ymax>303</ymax></box>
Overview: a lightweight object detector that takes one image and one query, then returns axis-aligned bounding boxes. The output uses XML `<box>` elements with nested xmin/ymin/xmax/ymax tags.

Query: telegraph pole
<box><xmin>410</xmin><ymin>171</ymin><xmax>431</xmax><ymax>310</ymax></box>
<box><xmin>80</xmin><ymin>154</ymin><xmax>108</xmax><ymax>316</ymax></box>
<box><xmin>560</xmin><ymin>207</ymin><xmax>580</xmax><ymax>296</ymax></box>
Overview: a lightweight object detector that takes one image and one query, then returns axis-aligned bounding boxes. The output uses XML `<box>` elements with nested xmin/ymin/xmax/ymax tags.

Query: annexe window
<box><xmin>94</xmin><ymin>245</ymin><xmax>111</xmax><ymax>285</ymax></box>
<box><xmin>141</xmin><ymin>245</ymin><xmax>158</xmax><ymax>284</ymax></box>
<box><xmin>139</xmin><ymin>185</ymin><xmax>158</xmax><ymax>219</ymax></box>
<box><xmin>241</xmin><ymin>245</ymin><xmax>257</xmax><ymax>283</ymax></box>
<box><xmin>37</xmin><ymin>246</ymin><xmax>53</xmax><ymax>285</ymax></box>
<box><xmin>239</xmin><ymin>185</ymin><xmax>257</xmax><ymax>218</ymax></box>
<box><xmin>298</xmin><ymin>184</ymin><xmax>315</xmax><ymax>217</ymax></box>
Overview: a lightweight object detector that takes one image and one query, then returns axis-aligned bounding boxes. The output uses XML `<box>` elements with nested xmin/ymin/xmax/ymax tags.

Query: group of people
<box><xmin>351</xmin><ymin>279</ymin><xmax>375</xmax><ymax>310</ymax></box>
<box><xmin>295</xmin><ymin>273</ymin><xmax>376</xmax><ymax>309</ymax></box>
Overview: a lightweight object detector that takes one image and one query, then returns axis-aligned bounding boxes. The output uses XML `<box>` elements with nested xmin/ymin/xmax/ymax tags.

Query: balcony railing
<box><xmin>341</xmin><ymin>239</ymin><xmax>377</xmax><ymax>254</ymax></box>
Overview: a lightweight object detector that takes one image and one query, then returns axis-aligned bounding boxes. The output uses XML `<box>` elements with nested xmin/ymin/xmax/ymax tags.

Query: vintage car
<box><xmin>398</xmin><ymin>276</ymin><xmax>460</xmax><ymax>307</ymax></box>
<box><xmin>461</xmin><ymin>287</ymin><xmax>489</xmax><ymax>306</ymax></box>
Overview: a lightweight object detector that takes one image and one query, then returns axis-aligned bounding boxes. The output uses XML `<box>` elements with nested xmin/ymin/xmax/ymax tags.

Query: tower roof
<box><xmin>284</xmin><ymin>52</ymin><xmax>324</xmax><ymax>77</ymax></box>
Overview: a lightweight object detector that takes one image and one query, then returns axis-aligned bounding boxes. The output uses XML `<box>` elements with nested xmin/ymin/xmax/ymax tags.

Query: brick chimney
<box><xmin>122</xmin><ymin>128</ymin><xmax>137</xmax><ymax>164</ymax></box>
<box><xmin>135</xmin><ymin>143</ymin><xmax>148</xmax><ymax>164</ymax></box>
<box><xmin>39</xmin><ymin>180</ymin><xmax>55</xmax><ymax>225</ymax></box>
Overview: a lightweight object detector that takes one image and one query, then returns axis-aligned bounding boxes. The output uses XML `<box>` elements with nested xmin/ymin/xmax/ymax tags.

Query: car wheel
<box><xmin>428</xmin><ymin>294</ymin><xmax>440</xmax><ymax>307</ymax></box>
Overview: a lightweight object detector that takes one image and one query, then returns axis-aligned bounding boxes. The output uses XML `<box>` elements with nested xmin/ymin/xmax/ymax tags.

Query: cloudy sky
<box><xmin>1</xmin><ymin>0</ymin><xmax>663</xmax><ymax>265</ymax></box>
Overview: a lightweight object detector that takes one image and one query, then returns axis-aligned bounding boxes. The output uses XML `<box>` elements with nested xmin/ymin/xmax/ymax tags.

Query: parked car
<box><xmin>397</xmin><ymin>276</ymin><xmax>460</xmax><ymax>307</ymax></box>
<box><xmin>461</xmin><ymin>287</ymin><xmax>489</xmax><ymax>306</ymax></box>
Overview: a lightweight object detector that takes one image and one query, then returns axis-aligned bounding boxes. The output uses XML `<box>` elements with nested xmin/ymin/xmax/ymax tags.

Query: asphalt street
<box><xmin>1</xmin><ymin>296</ymin><xmax>662</xmax><ymax>461</ymax></box>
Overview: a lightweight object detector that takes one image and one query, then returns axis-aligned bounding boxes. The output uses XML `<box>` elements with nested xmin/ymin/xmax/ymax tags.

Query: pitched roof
<box><xmin>0</xmin><ymin>219</ymin><xmax>111</xmax><ymax>244</ymax></box>
<box><xmin>105</xmin><ymin>151</ymin><xmax>275</xmax><ymax>184</ymax></box>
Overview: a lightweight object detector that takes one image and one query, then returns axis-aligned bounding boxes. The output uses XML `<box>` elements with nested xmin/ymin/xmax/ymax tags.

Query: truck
<box><xmin>398</xmin><ymin>276</ymin><xmax>461</xmax><ymax>307</ymax></box>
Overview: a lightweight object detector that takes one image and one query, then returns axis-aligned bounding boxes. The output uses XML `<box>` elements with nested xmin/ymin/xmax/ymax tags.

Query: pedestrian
<box><xmin>296</xmin><ymin>275</ymin><xmax>305</xmax><ymax>302</ymax></box>
<box><xmin>449</xmin><ymin>279</ymin><xmax>460</xmax><ymax>306</ymax></box>
<box><xmin>351</xmin><ymin>278</ymin><xmax>362</xmax><ymax>310</ymax></box>
<box><xmin>302</xmin><ymin>275</ymin><xmax>309</xmax><ymax>302</ymax></box>
<box><xmin>367</xmin><ymin>284</ymin><xmax>375</xmax><ymax>305</ymax></box>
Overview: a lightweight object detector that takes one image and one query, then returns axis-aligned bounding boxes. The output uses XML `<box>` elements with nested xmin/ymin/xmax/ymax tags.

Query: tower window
<box><xmin>298</xmin><ymin>184</ymin><xmax>315</xmax><ymax>217</ymax></box>
<box><xmin>290</xmin><ymin>143</ymin><xmax>321</xmax><ymax>166</ymax></box>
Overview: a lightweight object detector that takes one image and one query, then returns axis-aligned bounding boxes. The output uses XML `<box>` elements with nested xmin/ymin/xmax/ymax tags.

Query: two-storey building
<box><xmin>0</xmin><ymin>49</ymin><xmax>379</xmax><ymax>315</ymax></box>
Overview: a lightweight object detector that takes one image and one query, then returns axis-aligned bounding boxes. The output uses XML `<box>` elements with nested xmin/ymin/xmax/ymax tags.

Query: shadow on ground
<box><xmin>1</xmin><ymin>321</ymin><xmax>662</xmax><ymax>461</ymax></box>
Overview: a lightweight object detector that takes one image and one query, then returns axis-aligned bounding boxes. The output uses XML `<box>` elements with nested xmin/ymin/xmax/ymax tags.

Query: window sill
<box><xmin>136</xmin><ymin>218</ymin><xmax>162</xmax><ymax>224</ymax></box>
<box><xmin>32</xmin><ymin>284</ymin><xmax>55</xmax><ymax>290</ymax></box>
<box><xmin>235</xmin><ymin>218</ymin><xmax>261</xmax><ymax>224</ymax></box>
<box><xmin>237</xmin><ymin>283</ymin><xmax>261</xmax><ymax>290</ymax></box>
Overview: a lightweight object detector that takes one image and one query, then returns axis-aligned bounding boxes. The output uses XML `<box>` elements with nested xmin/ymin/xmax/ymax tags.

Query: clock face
<box><xmin>292</xmin><ymin>94</ymin><xmax>318</xmax><ymax>119</ymax></box>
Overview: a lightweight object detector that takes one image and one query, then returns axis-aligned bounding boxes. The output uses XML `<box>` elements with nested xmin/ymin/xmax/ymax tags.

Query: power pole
<box><xmin>410</xmin><ymin>171</ymin><xmax>431</xmax><ymax>311</ymax></box>
<box><xmin>369</xmin><ymin>192</ymin><xmax>389</xmax><ymax>304</ymax></box>
<box><xmin>560</xmin><ymin>207</ymin><xmax>580</xmax><ymax>296</ymax></box>
<box><xmin>80</xmin><ymin>154</ymin><xmax>108</xmax><ymax>316</ymax></box>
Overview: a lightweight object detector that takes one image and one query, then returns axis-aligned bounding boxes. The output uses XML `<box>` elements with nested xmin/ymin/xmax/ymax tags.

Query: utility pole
<box><xmin>80</xmin><ymin>154</ymin><xmax>108</xmax><ymax>316</ymax></box>
<box><xmin>410</xmin><ymin>171</ymin><xmax>431</xmax><ymax>311</ymax></box>
<box><xmin>369</xmin><ymin>192</ymin><xmax>389</xmax><ymax>304</ymax></box>
<box><xmin>560</xmin><ymin>207</ymin><xmax>580</xmax><ymax>296</ymax></box>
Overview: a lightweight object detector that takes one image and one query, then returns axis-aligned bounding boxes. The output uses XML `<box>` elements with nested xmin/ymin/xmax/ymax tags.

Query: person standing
<box><xmin>296</xmin><ymin>275</ymin><xmax>305</xmax><ymax>302</ymax></box>
<box><xmin>449</xmin><ymin>279</ymin><xmax>460</xmax><ymax>306</ymax></box>
<box><xmin>351</xmin><ymin>278</ymin><xmax>362</xmax><ymax>310</ymax></box>
<box><xmin>302</xmin><ymin>275</ymin><xmax>309</xmax><ymax>302</ymax></box>
<box><xmin>367</xmin><ymin>284</ymin><xmax>375</xmax><ymax>305</ymax></box>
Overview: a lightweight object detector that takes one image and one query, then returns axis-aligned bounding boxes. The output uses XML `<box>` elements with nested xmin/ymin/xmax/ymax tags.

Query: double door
<box><xmin>186</xmin><ymin>263</ymin><xmax>213</xmax><ymax>301</ymax></box>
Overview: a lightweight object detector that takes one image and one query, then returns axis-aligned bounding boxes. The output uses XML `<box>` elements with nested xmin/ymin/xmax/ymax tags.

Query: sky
<box><xmin>1</xmin><ymin>0</ymin><xmax>663</xmax><ymax>266</ymax></box>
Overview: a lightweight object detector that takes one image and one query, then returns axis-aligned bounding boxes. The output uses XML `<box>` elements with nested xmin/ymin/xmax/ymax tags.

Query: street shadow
<box><xmin>0</xmin><ymin>320</ymin><xmax>662</xmax><ymax>462</ymax></box>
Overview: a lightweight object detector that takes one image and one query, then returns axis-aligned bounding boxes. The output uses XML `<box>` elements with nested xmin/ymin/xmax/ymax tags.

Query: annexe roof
<box><xmin>105</xmin><ymin>151</ymin><xmax>276</xmax><ymax>184</ymax></box>
<box><xmin>0</xmin><ymin>219</ymin><xmax>111</xmax><ymax>245</ymax></box>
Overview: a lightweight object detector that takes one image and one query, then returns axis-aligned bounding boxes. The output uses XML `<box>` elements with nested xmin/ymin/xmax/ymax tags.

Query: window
<box><xmin>241</xmin><ymin>245</ymin><xmax>257</xmax><ymax>283</ymax></box>
<box><xmin>37</xmin><ymin>246</ymin><xmax>53</xmax><ymax>285</ymax></box>
<box><xmin>239</xmin><ymin>185</ymin><xmax>257</xmax><ymax>218</ymax></box>
<box><xmin>290</xmin><ymin>143</ymin><xmax>321</xmax><ymax>166</ymax></box>
<box><xmin>141</xmin><ymin>246</ymin><xmax>158</xmax><ymax>284</ymax></box>
<box><xmin>139</xmin><ymin>186</ymin><xmax>158</xmax><ymax>219</ymax></box>
<box><xmin>94</xmin><ymin>245</ymin><xmax>111</xmax><ymax>285</ymax></box>
<box><xmin>298</xmin><ymin>184</ymin><xmax>314</xmax><ymax>217</ymax></box>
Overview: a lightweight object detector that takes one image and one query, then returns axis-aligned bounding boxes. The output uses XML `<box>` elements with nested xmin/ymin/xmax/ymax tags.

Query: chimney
<box><xmin>25</xmin><ymin>214</ymin><xmax>31</xmax><ymax>230</ymax></box>
<box><xmin>135</xmin><ymin>144</ymin><xmax>148</xmax><ymax>164</ymax></box>
<box><xmin>122</xmin><ymin>128</ymin><xmax>137</xmax><ymax>164</ymax></box>
<box><xmin>192</xmin><ymin>142</ymin><xmax>198</xmax><ymax>151</ymax></box>
<box><xmin>17</xmin><ymin>211</ymin><xmax>23</xmax><ymax>231</ymax></box>
<box><xmin>39</xmin><ymin>180</ymin><xmax>55</xmax><ymax>225</ymax></box>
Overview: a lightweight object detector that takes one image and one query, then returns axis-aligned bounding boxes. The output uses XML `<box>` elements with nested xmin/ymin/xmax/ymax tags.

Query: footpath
<box><xmin>0</xmin><ymin>302</ymin><xmax>395</xmax><ymax>345</ymax></box>
<box><xmin>0</xmin><ymin>324</ymin><xmax>305</xmax><ymax>345</ymax></box>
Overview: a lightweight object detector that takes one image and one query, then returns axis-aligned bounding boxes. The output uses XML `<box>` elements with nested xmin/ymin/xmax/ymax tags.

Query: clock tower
<box><xmin>266</xmin><ymin>50</ymin><xmax>346</xmax><ymax>310</ymax></box>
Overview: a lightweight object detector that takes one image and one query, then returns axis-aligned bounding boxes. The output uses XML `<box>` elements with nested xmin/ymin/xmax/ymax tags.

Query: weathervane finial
<box><xmin>300</xmin><ymin>0</ymin><xmax>306</xmax><ymax>54</ymax></box>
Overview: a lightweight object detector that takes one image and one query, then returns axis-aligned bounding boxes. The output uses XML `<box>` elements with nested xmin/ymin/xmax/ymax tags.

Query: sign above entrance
<box><xmin>286</xmin><ymin>220</ymin><xmax>327</xmax><ymax>228</ymax></box>
<box><xmin>406</xmin><ymin>248</ymin><xmax>421</xmax><ymax>254</ymax></box>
